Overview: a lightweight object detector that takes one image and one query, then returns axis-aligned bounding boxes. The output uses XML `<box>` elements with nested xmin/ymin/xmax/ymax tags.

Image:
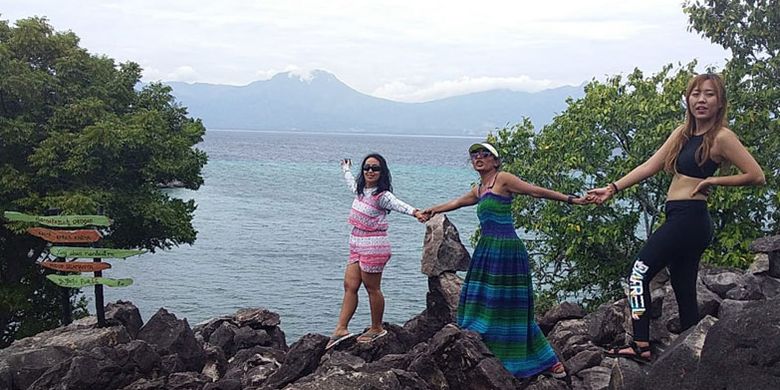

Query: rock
<box><xmin>566</xmin><ymin>348</ymin><xmax>604</xmax><ymax>375</ymax></box>
<box><xmin>717</xmin><ymin>299</ymin><xmax>752</xmax><ymax>319</ymax></box>
<box><xmin>235</xmin><ymin>307</ymin><xmax>281</xmax><ymax>329</ymax></box>
<box><xmin>747</xmin><ymin>253</ymin><xmax>770</xmax><ymax>275</ymax></box>
<box><xmin>0</xmin><ymin>346</ymin><xmax>76</xmax><ymax>390</ymax></box>
<box><xmin>749</xmin><ymin>235</ymin><xmax>780</xmax><ymax>278</ymax></box>
<box><xmin>210</xmin><ymin>321</ymin><xmax>239</xmax><ymax>356</ymax></box>
<box><xmin>725</xmin><ymin>273</ymin><xmax>780</xmax><ymax>301</ymax></box>
<box><xmin>549</xmin><ymin>318</ymin><xmax>593</xmax><ymax>360</ymax></box>
<box><xmin>284</xmin><ymin>368</ymin><xmax>430</xmax><ymax>390</ymax></box>
<box><xmin>262</xmin><ymin>333</ymin><xmax>329</xmax><ymax>389</ymax></box>
<box><xmin>749</xmin><ymin>235</ymin><xmax>780</xmax><ymax>253</ymax></box>
<box><xmin>699</xmin><ymin>267</ymin><xmax>743</xmax><ymax>298</ymax></box>
<box><xmin>645</xmin><ymin>315</ymin><xmax>717</xmax><ymax>389</ymax></box>
<box><xmin>404</xmin><ymin>272</ymin><xmax>462</xmax><ymax>345</ymax></box>
<box><xmin>203</xmin><ymin>378</ymin><xmax>243</xmax><ymax>390</ymax></box>
<box><xmin>695</xmin><ymin>297</ymin><xmax>780</xmax><ymax>390</ymax></box>
<box><xmin>202</xmin><ymin>343</ymin><xmax>228</xmax><ymax>381</ymax></box>
<box><xmin>137</xmin><ymin>308</ymin><xmax>206</xmax><ymax>373</ymax></box>
<box><xmin>586</xmin><ymin>301</ymin><xmax>629</xmax><ymax>347</ymax></box>
<box><xmin>577</xmin><ymin>365</ymin><xmax>612</xmax><ymax>390</ymax></box>
<box><xmin>0</xmin><ymin>321</ymin><xmax>131</xmax><ymax>390</ymax></box>
<box><xmin>421</xmin><ymin>214</ymin><xmax>470</xmax><ymax>276</ymax></box>
<box><xmin>223</xmin><ymin>345</ymin><xmax>285</xmax><ymax>386</ymax></box>
<box><xmin>607</xmin><ymin>358</ymin><xmax>646</xmax><ymax>390</ymax></box>
<box><xmin>343</xmin><ymin>323</ymin><xmax>416</xmax><ymax>363</ymax></box>
<box><xmin>105</xmin><ymin>300</ymin><xmax>144</xmax><ymax>338</ymax></box>
<box><xmin>539</xmin><ymin>302</ymin><xmax>588</xmax><ymax>335</ymax></box>
<box><xmin>405</xmin><ymin>324</ymin><xmax>519</xmax><ymax>389</ymax></box>
<box><xmin>28</xmin><ymin>340</ymin><xmax>162</xmax><ymax>390</ymax></box>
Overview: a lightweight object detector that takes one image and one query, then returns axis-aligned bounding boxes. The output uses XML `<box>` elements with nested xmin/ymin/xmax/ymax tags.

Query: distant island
<box><xmin>164</xmin><ymin>70</ymin><xmax>585</xmax><ymax>136</ymax></box>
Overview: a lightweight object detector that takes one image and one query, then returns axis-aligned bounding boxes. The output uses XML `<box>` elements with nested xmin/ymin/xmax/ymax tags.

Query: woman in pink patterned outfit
<box><xmin>326</xmin><ymin>153</ymin><xmax>426</xmax><ymax>349</ymax></box>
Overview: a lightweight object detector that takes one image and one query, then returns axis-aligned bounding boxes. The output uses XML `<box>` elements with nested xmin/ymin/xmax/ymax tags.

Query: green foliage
<box><xmin>492</xmin><ymin>1</ymin><xmax>780</xmax><ymax>313</ymax></box>
<box><xmin>494</xmin><ymin>66</ymin><xmax>702</xmax><ymax>312</ymax></box>
<box><xmin>685</xmin><ymin>0</ymin><xmax>780</xmax><ymax>251</ymax></box>
<box><xmin>0</xmin><ymin>17</ymin><xmax>207</xmax><ymax>346</ymax></box>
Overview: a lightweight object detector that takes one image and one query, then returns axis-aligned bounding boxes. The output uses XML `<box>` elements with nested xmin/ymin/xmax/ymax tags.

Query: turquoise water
<box><xmin>98</xmin><ymin>130</ymin><xmax>484</xmax><ymax>341</ymax></box>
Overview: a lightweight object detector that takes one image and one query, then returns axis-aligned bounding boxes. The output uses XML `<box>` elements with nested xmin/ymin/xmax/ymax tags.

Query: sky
<box><xmin>4</xmin><ymin>1</ymin><xmax>730</xmax><ymax>102</ymax></box>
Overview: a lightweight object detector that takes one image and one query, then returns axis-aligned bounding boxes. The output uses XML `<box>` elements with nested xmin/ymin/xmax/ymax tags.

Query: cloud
<box><xmin>373</xmin><ymin>76</ymin><xmax>572</xmax><ymax>102</ymax></box>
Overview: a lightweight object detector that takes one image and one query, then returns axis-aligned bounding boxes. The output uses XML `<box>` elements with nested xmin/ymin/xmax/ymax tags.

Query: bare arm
<box><xmin>424</xmin><ymin>187</ymin><xmax>479</xmax><ymax>215</ymax></box>
<box><xmin>692</xmin><ymin>129</ymin><xmax>765</xmax><ymax>196</ymax></box>
<box><xmin>589</xmin><ymin>127</ymin><xmax>682</xmax><ymax>203</ymax></box>
<box><xmin>341</xmin><ymin>159</ymin><xmax>357</xmax><ymax>193</ymax></box>
<box><xmin>499</xmin><ymin>172</ymin><xmax>590</xmax><ymax>204</ymax></box>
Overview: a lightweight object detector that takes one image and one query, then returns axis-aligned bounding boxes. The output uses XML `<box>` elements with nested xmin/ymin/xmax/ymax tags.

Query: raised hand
<box><xmin>340</xmin><ymin>158</ymin><xmax>352</xmax><ymax>171</ymax></box>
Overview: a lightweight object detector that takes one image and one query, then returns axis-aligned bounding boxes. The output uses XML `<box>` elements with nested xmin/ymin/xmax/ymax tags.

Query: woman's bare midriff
<box><xmin>666</xmin><ymin>174</ymin><xmax>709</xmax><ymax>201</ymax></box>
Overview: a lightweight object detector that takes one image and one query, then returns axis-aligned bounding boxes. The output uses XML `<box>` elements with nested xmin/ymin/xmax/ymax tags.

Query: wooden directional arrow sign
<box><xmin>27</xmin><ymin>227</ymin><xmax>101</xmax><ymax>243</ymax></box>
<box><xmin>40</xmin><ymin>261</ymin><xmax>112</xmax><ymax>273</ymax></box>
<box><xmin>46</xmin><ymin>274</ymin><xmax>133</xmax><ymax>288</ymax></box>
<box><xmin>49</xmin><ymin>246</ymin><xmax>145</xmax><ymax>259</ymax></box>
<box><xmin>4</xmin><ymin>211</ymin><xmax>111</xmax><ymax>227</ymax></box>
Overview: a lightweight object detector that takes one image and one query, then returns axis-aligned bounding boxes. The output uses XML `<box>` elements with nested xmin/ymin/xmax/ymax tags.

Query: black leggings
<box><xmin>627</xmin><ymin>200</ymin><xmax>713</xmax><ymax>341</ymax></box>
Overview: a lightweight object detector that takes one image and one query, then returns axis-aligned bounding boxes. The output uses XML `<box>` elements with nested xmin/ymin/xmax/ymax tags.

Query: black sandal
<box><xmin>605</xmin><ymin>341</ymin><xmax>652</xmax><ymax>363</ymax></box>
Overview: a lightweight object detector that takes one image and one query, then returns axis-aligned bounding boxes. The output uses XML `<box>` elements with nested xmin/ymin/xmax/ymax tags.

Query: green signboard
<box><xmin>50</xmin><ymin>246</ymin><xmax>145</xmax><ymax>259</ymax></box>
<box><xmin>4</xmin><ymin>211</ymin><xmax>111</xmax><ymax>227</ymax></box>
<box><xmin>46</xmin><ymin>274</ymin><xmax>133</xmax><ymax>288</ymax></box>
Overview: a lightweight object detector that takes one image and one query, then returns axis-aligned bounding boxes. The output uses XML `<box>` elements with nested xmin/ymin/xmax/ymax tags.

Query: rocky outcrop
<box><xmin>2</xmin><ymin>226</ymin><xmax>779</xmax><ymax>390</ymax></box>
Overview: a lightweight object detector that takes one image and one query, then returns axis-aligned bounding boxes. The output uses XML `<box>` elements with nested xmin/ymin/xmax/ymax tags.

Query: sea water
<box><xmin>99</xmin><ymin>130</ymin><xmax>485</xmax><ymax>342</ymax></box>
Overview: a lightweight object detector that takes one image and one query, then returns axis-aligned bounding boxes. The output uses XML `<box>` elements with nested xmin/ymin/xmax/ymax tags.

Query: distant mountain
<box><xmin>165</xmin><ymin>70</ymin><xmax>584</xmax><ymax>136</ymax></box>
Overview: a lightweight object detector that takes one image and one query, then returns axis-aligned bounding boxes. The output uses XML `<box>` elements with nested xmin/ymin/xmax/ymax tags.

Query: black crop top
<box><xmin>676</xmin><ymin>134</ymin><xmax>719</xmax><ymax>179</ymax></box>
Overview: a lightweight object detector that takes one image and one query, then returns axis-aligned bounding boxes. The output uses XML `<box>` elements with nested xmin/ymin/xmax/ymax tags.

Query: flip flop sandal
<box><xmin>325</xmin><ymin>332</ymin><xmax>354</xmax><ymax>350</ymax></box>
<box><xmin>543</xmin><ymin>362</ymin><xmax>567</xmax><ymax>379</ymax></box>
<box><xmin>605</xmin><ymin>341</ymin><xmax>652</xmax><ymax>363</ymax></box>
<box><xmin>356</xmin><ymin>329</ymin><xmax>388</xmax><ymax>343</ymax></box>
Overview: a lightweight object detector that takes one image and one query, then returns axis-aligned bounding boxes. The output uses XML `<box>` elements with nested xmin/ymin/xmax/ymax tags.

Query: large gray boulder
<box><xmin>539</xmin><ymin>302</ymin><xmax>587</xmax><ymax>335</ymax></box>
<box><xmin>262</xmin><ymin>333</ymin><xmax>329</xmax><ymax>389</ymax></box>
<box><xmin>695</xmin><ymin>297</ymin><xmax>780</xmax><ymax>390</ymax></box>
<box><xmin>136</xmin><ymin>308</ymin><xmax>206</xmax><ymax>373</ymax></box>
<box><xmin>27</xmin><ymin>340</ymin><xmax>162</xmax><ymax>390</ymax></box>
<box><xmin>0</xmin><ymin>318</ymin><xmax>131</xmax><ymax>390</ymax></box>
<box><xmin>421</xmin><ymin>214</ymin><xmax>470</xmax><ymax>276</ymax></box>
<box><xmin>645</xmin><ymin>315</ymin><xmax>717</xmax><ymax>389</ymax></box>
<box><xmin>404</xmin><ymin>272</ymin><xmax>463</xmax><ymax>345</ymax></box>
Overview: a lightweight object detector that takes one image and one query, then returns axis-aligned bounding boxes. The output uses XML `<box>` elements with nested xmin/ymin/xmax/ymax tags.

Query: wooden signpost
<box><xmin>41</xmin><ymin>261</ymin><xmax>112</xmax><ymax>272</ymax></box>
<box><xmin>46</xmin><ymin>274</ymin><xmax>133</xmax><ymax>288</ymax></box>
<box><xmin>4</xmin><ymin>211</ymin><xmax>111</xmax><ymax>227</ymax></box>
<box><xmin>4</xmin><ymin>210</ymin><xmax>140</xmax><ymax>328</ymax></box>
<box><xmin>50</xmin><ymin>246</ymin><xmax>145</xmax><ymax>259</ymax></box>
<box><xmin>27</xmin><ymin>227</ymin><xmax>102</xmax><ymax>243</ymax></box>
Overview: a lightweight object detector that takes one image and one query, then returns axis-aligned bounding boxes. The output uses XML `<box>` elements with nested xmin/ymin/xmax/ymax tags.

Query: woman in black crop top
<box><xmin>587</xmin><ymin>73</ymin><xmax>765</xmax><ymax>363</ymax></box>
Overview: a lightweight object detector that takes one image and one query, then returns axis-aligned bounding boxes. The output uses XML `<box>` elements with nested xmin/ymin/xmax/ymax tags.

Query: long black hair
<box><xmin>356</xmin><ymin>153</ymin><xmax>393</xmax><ymax>196</ymax></box>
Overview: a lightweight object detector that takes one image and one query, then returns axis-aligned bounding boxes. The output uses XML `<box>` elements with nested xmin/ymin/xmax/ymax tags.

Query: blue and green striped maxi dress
<box><xmin>457</xmin><ymin>191</ymin><xmax>559</xmax><ymax>378</ymax></box>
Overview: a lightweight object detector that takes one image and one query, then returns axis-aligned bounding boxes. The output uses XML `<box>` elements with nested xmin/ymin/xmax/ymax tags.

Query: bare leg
<box><xmin>361</xmin><ymin>270</ymin><xmax>384</xmax><ymax>333</ymax></box>
<box><xmin>333</xmin><ymin>263</ymin><xmax>362</xmax><ymax>336</ymax></box>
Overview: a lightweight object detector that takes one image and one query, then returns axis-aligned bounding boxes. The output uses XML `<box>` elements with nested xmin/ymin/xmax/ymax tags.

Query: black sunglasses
<box><xmin>470</xmin><ymin>150</ymin><xmax>493</xmax><ymax>160</ymax></box>
<box><xmin>363</xmin><ymin>164</ymin><xmax>382</xmax><ymax>172</ymax></box>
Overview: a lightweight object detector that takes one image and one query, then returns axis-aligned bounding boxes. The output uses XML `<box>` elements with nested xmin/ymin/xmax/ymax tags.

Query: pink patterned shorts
<box><xmin>348</xmin><ymin>227</ymin><xmax>391</xmax><ymax>273</ymax></box>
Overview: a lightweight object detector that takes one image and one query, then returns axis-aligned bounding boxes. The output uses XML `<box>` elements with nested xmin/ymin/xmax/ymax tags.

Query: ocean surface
<box><xmin>98</xmin><ymin>130</ymin><xmax>485</xmax><ymax>342</ymax></box>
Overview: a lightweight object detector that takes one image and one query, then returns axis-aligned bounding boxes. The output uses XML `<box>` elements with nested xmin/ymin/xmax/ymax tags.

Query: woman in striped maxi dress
<box><xmin>423</xmin><ymin>142</ymin><xmax>591</xmax><ymax>378</ymax></box>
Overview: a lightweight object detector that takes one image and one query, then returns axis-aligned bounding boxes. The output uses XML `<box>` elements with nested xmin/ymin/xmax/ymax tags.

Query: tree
<box><xmin>488</xmin><ymin>1</ymin><xmax>779</xmax><ymax>314</ymax></box>
<box><xmin>685</xmin><ymin>0</ymin><xmax>780</xmax><ymax>242</ymax></box>
<box><xmin>491</xmin><ymin>65</ymin><xmax>702</xmax><ymax>312</ymax></box>
<box><xmin>0</xmin><ymin>17</ymin><xmax>208</xmax><ymax>346</ymax></box>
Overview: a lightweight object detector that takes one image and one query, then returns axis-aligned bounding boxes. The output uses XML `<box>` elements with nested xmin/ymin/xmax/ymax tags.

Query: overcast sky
<box><xmin>4</xmin><ymin>1</ymin><xmax>729</xmax><ymax>102</ymax></box>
